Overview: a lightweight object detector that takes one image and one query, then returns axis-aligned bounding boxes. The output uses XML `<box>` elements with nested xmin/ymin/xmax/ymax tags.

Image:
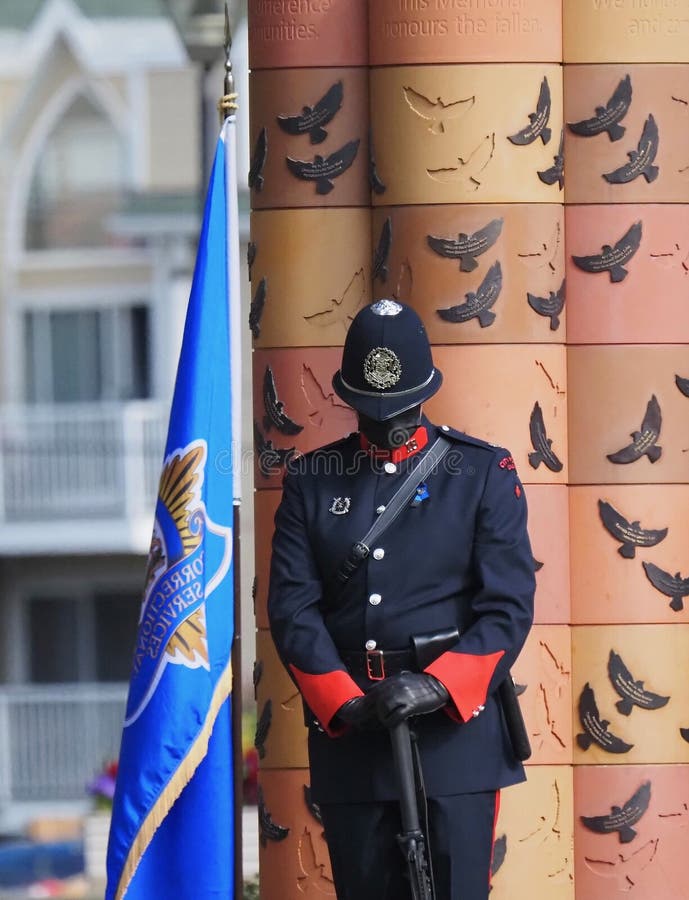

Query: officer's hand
<box><xmin>334</xmin><ymin>693</ymin><xmax>379</xmax><ymax>729</ymax></box>
<box><xmin>375</xmin><ymin>672</ymin><xmax>449</xmax><ymax>728</ymax></box>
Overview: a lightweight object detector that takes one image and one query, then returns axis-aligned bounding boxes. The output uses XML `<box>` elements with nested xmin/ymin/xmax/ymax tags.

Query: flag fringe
<box><xmin>114</xmin><ymin>659</ymin><xmax>233</xmax><ymax>900</ymax></box>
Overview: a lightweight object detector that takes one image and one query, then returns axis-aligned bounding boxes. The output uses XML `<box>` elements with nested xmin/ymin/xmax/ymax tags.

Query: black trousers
<box><xmin>320</xmin><ymin>791</ymin><xmax>500</xmax><ymax>900</ymax></box>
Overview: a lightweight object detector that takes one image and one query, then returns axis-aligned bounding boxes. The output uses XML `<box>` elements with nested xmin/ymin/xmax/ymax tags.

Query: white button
<box><xmin>365</xmin><ymin>639</ymin><xmax>377</xmax><ymax>650</ymax></box>
<box><xmin>384</xmin><ymin>462</ymin><xmax>397</xmax><ymax>474</ymax></box>
<box><xmin>369</xmin><ymin>593</ymin><xmax>382</xmax><ymax>606</ymax></box>
<box><xmin>376</xmin><ymin>505</ymin><xmax>386</xmax><ymax>514</ymax></box>
<box><xmin>479</xmin><ymin>704</ymin><xmax>485</xmax><ymax>711</ymax></box>
<box><xmin>472</xmin><ymin>709</ymin><xmax>480</xmax><ymax>718</ymax></box>
<box><xmin>373</xmin><ymin>548</ymin><xmax>385</xmax><ymax>560</ymax></box>
<box><xmin>441</xmin><ymin>425</ymin><xmax>450</xmax><ymax>432</ymax></box>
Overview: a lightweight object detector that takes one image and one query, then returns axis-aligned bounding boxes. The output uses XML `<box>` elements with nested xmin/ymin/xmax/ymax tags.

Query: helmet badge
<box><xmin>363</xmin><ymin>347</ymin><xmax>402</xmax><ymax>389</ymax></box>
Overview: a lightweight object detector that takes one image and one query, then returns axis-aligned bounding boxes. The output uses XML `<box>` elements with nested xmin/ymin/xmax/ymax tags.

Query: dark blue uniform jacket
<box><xmin>267</xmin><ymin>419</ymin><xmax>535</xmax><ymax>803</ymax></box>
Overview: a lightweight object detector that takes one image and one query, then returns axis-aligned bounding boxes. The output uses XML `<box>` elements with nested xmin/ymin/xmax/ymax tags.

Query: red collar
<box><xmin>358</xmin><ymin>426</ymin><xmax>428</xmax><ymax>463</ymax></box>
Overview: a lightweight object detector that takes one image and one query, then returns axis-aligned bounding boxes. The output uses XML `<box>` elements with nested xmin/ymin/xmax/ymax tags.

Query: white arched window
<box><xmin>25</xmin><ymin>93</ymin><xmax>126</xmax><ymax>250</ymax></box>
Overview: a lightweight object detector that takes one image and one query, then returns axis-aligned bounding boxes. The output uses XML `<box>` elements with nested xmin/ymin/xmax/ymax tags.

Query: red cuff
<box><xmin>425</xmin><ymin>650</ymin><xmax>505</xmax><ymax>723</ymax></box>
<box><xmin>289</xmin><ymin>664</ymin><xmax>363</xmax><ymax>736</ymax></box>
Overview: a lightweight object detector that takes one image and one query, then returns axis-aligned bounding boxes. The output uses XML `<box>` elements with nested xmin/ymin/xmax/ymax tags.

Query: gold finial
<box><xmin>218</xmin><ymin>2</ymin><xmax>237</xmax><ymax>121</ymax></box>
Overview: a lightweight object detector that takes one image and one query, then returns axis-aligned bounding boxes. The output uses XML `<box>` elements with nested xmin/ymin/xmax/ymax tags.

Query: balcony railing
<box><xmin>0</xmin><ymin>684</ymin><xmax>127</xmax><ymax>804</ymax></box>
<box><xmin>0</xmin><ymin>402</ymin><xmax>167</xmax><ymax>553</ymax></box>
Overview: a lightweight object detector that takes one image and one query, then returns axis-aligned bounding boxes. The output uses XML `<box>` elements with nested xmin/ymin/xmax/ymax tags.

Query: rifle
<box><xmin>389</xmin><ymin>719</ymin><xmax>434</xmax><ymax>900</ymax></box>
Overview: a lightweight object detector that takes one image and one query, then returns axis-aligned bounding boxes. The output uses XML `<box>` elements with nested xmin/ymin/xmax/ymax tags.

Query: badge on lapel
<box><xmin>329</xmin><ymin>497</ymin><xmax>351</xmax><ymax>515</ymax></box>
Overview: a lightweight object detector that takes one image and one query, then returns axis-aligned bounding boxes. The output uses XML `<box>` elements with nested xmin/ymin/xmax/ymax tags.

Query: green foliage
<box><xmin>243</xmin><ymin>875</ymin><xmax>260</xmax><ymax>899</ymax></box>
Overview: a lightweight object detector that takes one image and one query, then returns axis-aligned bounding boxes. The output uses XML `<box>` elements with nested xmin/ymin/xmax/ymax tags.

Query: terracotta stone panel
<box><xmin>249</xmin><ymin>208</ymin><xmax>372</xmax><ymax>348</ymax></box>
<box><xmin>255</xmin><ymin>628</ymin><xmax>309</xmax><ymax>770</ymax></box>
<box><xmin>567</xmin><ymin>346</ymin><xmax>689</xmax><ymax>485</ymax></box>
<box><xmin>249</xmin><ymin>68</ymin><xmax>369</xmax><ymax>209</ymax></box>
<box><xmin>491</xmin><ymin>765</ymin><xmax>574</xmax><ymax>900</ymax></box>
<box><xmin>254</xmin><ymin>488</ymin><xmax>282</xmax><ymax>630</ymax></box>
<box><xmin>574</xmin><ymin>765</ymin><xmax>689</xmax><ymax>900</ymax></box>
<box><xmin>248</xmin><ymin>0</ymin><xmax>368</xmax><ymax>70</ymax></box>
<box><xmin>572</xmin><ymin>625</ymin><xmax>689</xmax><ymax>765</ymax></box>
<box><xmin>369</xmin><ymin>0</ymin><xmax>562</xmax><ymax>66</ymax></box>
<box><xmin>371</xmin><ymin>204</ymin><xmax>566</xmax><ymax>344</ymax></box>
<box><xmin>570</xmin><ymin>485</ymin><xmax>689</xmax><ymax>625</ymax></box>
<box><xmin>370</xmin><ymin>64</ymin><xmax>564</xmax><ymax>205</ymax></box>
<box><xmin>257</xmin><ymin>768</ymin><xmax>335</xmax><ymax>898</ymax></box>
<box><xmin>564</xmin><ymin>66</ymin><xmax>689</xmax><ymax>205</ymax></box>
<box><xmin>511</xmin><ymin>625</ymin><xmax>573</xmax><ymax>767</ymax></box>
<box><xmin>566</xmin><ymin>205</ymin><xmax>689</xmax><ymax>344</ymax></box>
<box><xmin>564</xmin><ymin>0</ymin><xmax>689</xmax><ymax>63</ymax></box>
<box><xmin>252</xmin><ymin>347</ymin><xmax>357</xmax><ymax>488</ymax></box>
<box><xmin>424</xmin><ymin>344</ymin><xmax>568</xmax><ymax>485</ymax></box>
<box><xmin>526</xmin><ymin>485</ymin><xmax>571</xmax><ymax>624</ymax></box>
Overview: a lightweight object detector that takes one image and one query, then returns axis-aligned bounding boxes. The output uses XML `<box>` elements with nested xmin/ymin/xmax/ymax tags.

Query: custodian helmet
<box><xmin>332</xmin><ymin>299</ymin><xmax>443</xmax><ymax>421</ymax></box>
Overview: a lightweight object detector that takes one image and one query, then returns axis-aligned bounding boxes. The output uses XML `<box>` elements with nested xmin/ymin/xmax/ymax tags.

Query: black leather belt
<box><xmin>340</xmin><ymin>648</ymin><xmax>416</xmax><ymax>681</ymax></box>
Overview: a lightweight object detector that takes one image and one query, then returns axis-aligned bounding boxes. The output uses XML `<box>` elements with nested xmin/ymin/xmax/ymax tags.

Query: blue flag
<box><xmin>106</xmin><ymin>122</ymin><xmax>239</xmax><ymax>900</ymax></box>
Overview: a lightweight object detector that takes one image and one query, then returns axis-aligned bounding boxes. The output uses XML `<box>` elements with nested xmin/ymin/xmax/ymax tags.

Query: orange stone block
<box><xmin>257</xmin><ymin>768</ymin><xmax>336</xmax><ymax>898</ymax></box>
<box><xmin>424</xmin><ymin>345</ymin><xmax>568</xmax><ymax>485</ymax></box>
<box><xmin>564</xmin><ymin>66</ymin><xmax>689</xmax><ymax>205</ymax></box>
<box><xmin>249</xmin><ymin>68</ymin><xmax>369</xmax><ymax>209</ymax></box>
<box><xmin>248</xmin><ymin>0</ymin><xmax>368</xmax><ymax>69</ymax></box>
<box><xmin>369</xmin><ymin>0</ymin><xmax>562</xmax><ymax>66</ymax></box>
<box><xmin>566</xmin><ymin>205</ymin><xmax>689</xmax><ymax>344</ymax></box>
<box><xmin>370</xmin><ymin>64</ymin><xmax>564</xmax><ymax>205</ymax></box>
<box><xmin>564</xmin><ymin>0</ymin><xmax>689</xmax><ymax>63</ymax></box>
<box><xmin>526</xmin><ymin>485</ymin><xmax>570</xmax><ymax>624</ymax></box>
<box><xmin>254</xmin><ymin>488</ymin><xmax>282</xmax><ymax>630</ymax></box>
<box><xmin>491</xmin><ymin>766</ymin><xmax>574</xmax><ymax>900</ymax></box>
<box><xmin>572</xmin><ymin>625</ymin><xmax>689</xmax><ymax>766</ymax></box>
<box><xmin>574</xmin><ymin>764</ymin><xmax>689</xmax><ymax>900</ymax></box>
<box><xmin>570</xmin><ymin>485</ymin><xmax>689</xmax><ymax>625</ymax></box>
<box><xmin>253</xmin><ymin>348</ymin><xmax>357</xmax><ymax>488</ymax></box>
<box><xmin>371</xmin><ymin>204</ymin><xmax>566</xmax><ymax>344</ymax></box>
<box><xmin>511</xmin><ymin>625</ymin><xmax>573</xmax><ymax>766</ymax></box>
<box><xmin>567</xmin><ymin>346</ymin><xmax>689</xmax><ymax>485</ymax></box>
<box><xmin>250</xmin><ymin>208</ymin><xmax>372</xmax><ymax>348</ymax></box>
<box><xmin>255</xmin><ymin>629</ymin><xmax>309</xmax><ymax>770</ymax></box>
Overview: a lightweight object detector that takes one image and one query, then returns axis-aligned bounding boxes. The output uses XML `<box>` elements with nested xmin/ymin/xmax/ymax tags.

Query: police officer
<box><xmin>267</xmin><ymin>299</ymin><xmax>535</xmax><ymax>899</ymax></box>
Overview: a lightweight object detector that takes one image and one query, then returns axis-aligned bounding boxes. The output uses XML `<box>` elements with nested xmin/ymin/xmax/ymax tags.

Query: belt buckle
<box><xmin>366</xmin><ymin>649</ymin><xmax>385</xmax><ymax>681</ymax></box>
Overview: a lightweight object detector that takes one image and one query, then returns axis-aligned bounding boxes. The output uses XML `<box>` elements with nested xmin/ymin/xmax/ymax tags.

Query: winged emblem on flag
<box><xmin>124</xmin><ymin>440</ymin><xmax>232</xmax><ymax>726</ymax></box>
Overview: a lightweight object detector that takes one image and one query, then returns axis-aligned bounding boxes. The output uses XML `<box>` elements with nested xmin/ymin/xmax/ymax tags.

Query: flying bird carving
<box><xmin>247</xmin><ymin>241</ymin><xmax>257</xmax><ymax>279</ymax></box>
<box><xmin>402</xmin><ymin>86</ymin><xmax>475</xmax><ymax>134</ymax></box>
<box><xmin>303</xmin><ymin>785</ymin><xmax>323</xmax><ymax>825</ymax></box>
<box><xmin>296</xmin><ymin>828</ymin><xmax>336</xmax><ymax>892</ymax></box>
<box><xmin>603</xmin><ymin>114</ymin><xmax>660</xmax><ymax>184</ymax></box>
<box><xmin>254</xmin><ymin>422</ymin><xmax>295</xmax><ymax>477</ymax></box>
<box><xmin>372</xmin><ymin>217</ymin><xmax>392</xmax><ymax>284</ymax></box>
<box><xmin>491</xmin><ymin>834</ymin><xmax>507</xmax><ymax>882</ymax></box>
<box><xmin>583</xmin><ymin>838</ymin><xmax>659</xmax><ymax>890</ymax></box>
<box><xmin>537</xmin><ymin>127</ymin><xmax>564</xmax><ymax>190</ymax></box>
<box><xmin>568</xmin><ymin>74</ymin><xmax>633</xmax><ymax>142</ymax></box>
<box><xmin>276</xmin><ymin>80</ymin><xmax>343</xmax><ymax>144</ymax></box>
<box><xmin>253</xmin><ymin>659</ymin><xmax>263</xmax><ymax>693</ymax></box>
<box><xmin>262</xmin><ymin>365</ymin><xmax>304</xmax><ymax>436</ymax></box>
<box><xmin>606</xmin><ymin>395</ymin><xmax>662</xmax><ymax>465</ymax></box>
<box><xmin>517</xmin><ymin>220</ymin><xmax>562</xmax><ymax>274</ymax></box>
<box><xmin>676</xmin><ymin>374</ymin><xmax>689</xmax><ymax>397</ymax></box>
<box><xmin>508</xmin><ymin>76</ymin><xmax>552</xmax><ymax>146</ymax></box>
<box><xmin>527</xmin><ymin>279</ymin><xmax>566</xmax><ymax>331</ymax></box>
<box><xmin>576</xmin><ymin>683</ymin><xmax>634</xmax><ymax>754</ymax></box>
<box><xmin>642</xmin><ymin>562</ymin><xmax>689</xmax><ymax>612</ymax></box>
<box><xmin>426</xmin><ymin>133</ymin><xmax>495</xmax><ymax>189</ymax></box>
<box><xmin>303</xmin><ymin>268</ymin><xmax>366</xmax><ymax>334</ymax></box>
<box><xmin>572</xmin><ymin>220</ymin><xmax>642</xmax><ymax>283</ymax></box>
<box><xmin>254</xmin><ymin>698</ymin><xmax>272</xmax><ymax>760</ymax></box>
<box><xmin>528</xmin><ymin>401</ymin><xmax>563</xmax><ymax>472</ymax></box>
<box><xmin>301</xmin><ymin>364</ymin><xmax>353</xmax><ymax>430</ymax></box>
<box><xmin>598</xmin><ymin>499</ymin><xmax>668</xmax><ymax>558</ymax></box>
<box><xmin>369</xmin><ymin>128</ymin><xmax>386</xmax><ymax>195</ymax></box>
<box><xmin>427</xmin><ymin>217</ymin><xmax>503</xmax><ymax>273</ymax></box>
<box><xmin>249</xmin><ymin>276</ymin><xmax>267</xmax><ymax>340</ymax></box>
<box><xmin>436</xmin><ymin>261</ymin><xmax>502</xmax><ymax>327</ymax></box>
<box><xmin>608</xmin><ymin>650</ymin><xmax>670</xmax><ymax>715</ymax></box>
<box><xmin>286</xmin><ymin>138</ymin><xmax>360</xmax><ymax>195</ymax></box>
<box><xmin>248</xmin><ymin>126</ymin><xmax>268</xmax><ymax>192</ymax></box>
<box><xmin>258</xmin><ymin>785</ymin><xmax>290</xmax><ymax>847</ymax></box>
<box><xmin>581</xmin><ymin>781</ymin><xmax>652</xmax><ymax>843</ymax></box>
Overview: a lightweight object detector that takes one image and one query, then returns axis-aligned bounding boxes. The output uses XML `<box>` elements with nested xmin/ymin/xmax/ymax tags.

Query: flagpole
<box><xmin>218</xmin><ymin>6</ymin><xmax>243</xmax><ymax>893</ymax></box>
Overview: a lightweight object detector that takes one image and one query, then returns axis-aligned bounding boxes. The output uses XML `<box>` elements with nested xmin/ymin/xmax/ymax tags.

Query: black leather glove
<box><xmin>334</xmin><ymin>693</ymin><xmax>379</xmax><ymax>729</ymax></box>
<box><xmin>374</xmin><ymin>672</ymin><xmax>449</xmax><ymax>728</ymax></box>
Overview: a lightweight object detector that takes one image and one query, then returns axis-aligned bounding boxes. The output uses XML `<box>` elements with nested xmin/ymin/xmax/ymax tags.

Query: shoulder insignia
<box><xmin>439</xmin><ymin>425</ymin><xmax>499</xmax><ymax>452</ymax></box>
<box><xmin>499</xmin><ymin>455</ymin><xmax>516</xmax><ymax>471</ymax></box>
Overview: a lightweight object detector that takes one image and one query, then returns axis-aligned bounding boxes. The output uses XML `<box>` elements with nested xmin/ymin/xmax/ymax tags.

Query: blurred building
<box><xmin>0</xmin><ymin>0</ymin><xmax>250</xmax><ymax>832</ymax></box>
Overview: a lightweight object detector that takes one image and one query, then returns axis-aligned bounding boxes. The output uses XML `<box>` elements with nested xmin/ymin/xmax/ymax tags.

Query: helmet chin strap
<box><xmin>358</xmin><ymin>405</ymin><xmax>422</xmax><ymax>450</ymax></box>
